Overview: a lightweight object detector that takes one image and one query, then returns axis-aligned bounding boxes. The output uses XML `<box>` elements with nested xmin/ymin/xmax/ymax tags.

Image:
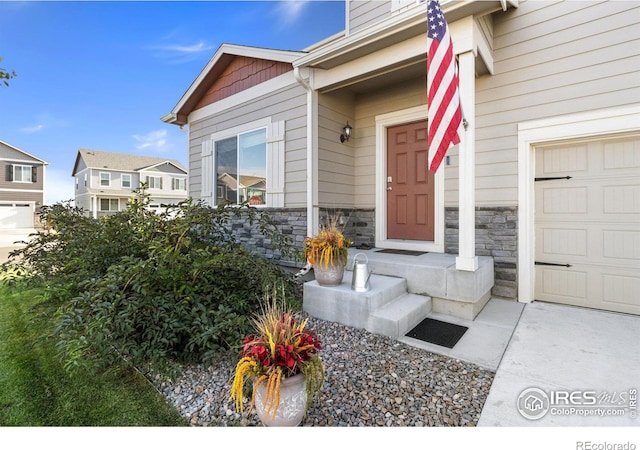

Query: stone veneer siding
<box><xmin>445</xmin><ymin>206</ymin><xmax>518</xmax><ymax>300</ymax></box>
<box><xmin>319</xmin><ymin>208</ymin><xmax>376</xmax><ymax>249</ymax></box>
<box><xmin>227</xmin><ymin>207</ymin><xmax>307</xmax><ymax>268</ymax></box>
<box><xmin>229</xmin><ymin>207</ymin><xmax>376</xmax><ymax>268</ymax></box>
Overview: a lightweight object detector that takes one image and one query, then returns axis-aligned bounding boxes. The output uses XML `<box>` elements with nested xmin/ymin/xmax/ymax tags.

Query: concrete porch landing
<box><xmin>345</xmin><ymin>248</ymin><xmax>494</xmax><ymax>321</ymax></box>
<box><xmin>303</xmin><ymin>247</ymin><xmax>499</xmax><ymax>367</ymax></box>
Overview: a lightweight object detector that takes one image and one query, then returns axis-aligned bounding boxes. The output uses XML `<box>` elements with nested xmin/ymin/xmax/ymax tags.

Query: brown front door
<box><xmin>386</xmin><ymin>120</ymin><xmax>435</xmax><ymax>241</ymax></box>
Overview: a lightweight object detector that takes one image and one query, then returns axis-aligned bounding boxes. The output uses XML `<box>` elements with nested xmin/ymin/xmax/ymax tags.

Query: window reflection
<box><xmin>215</xmin><ymin>128</ymin><xmax>267</xmax><ymax>205</ymax></box>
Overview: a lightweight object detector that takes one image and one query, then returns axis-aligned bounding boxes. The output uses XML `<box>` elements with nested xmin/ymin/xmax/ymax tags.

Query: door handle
<box><xmin>387</xmin><ymin>186</ymin><xmax>392</xmax><ymax>191</ymax></box>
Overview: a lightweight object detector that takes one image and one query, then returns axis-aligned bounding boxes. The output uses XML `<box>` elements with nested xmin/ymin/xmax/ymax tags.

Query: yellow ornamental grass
<box><xmin>229</xmin><ymin>288</ymin><xmax>325</xmax><ymax>421</ymax></box>
<box><xmin>304</xmin><ymin>220</ymin><xmax>353</xmax><ymax>269</ymax></box>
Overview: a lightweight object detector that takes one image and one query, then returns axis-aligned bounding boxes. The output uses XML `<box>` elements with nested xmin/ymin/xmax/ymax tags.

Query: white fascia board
<box><xmin>0</xmin><ymin>139</ymin><xmax>49</xmax><ymax>165</ymax></box>
<box><xmin>189</xmin><ymin>71</ymin><xmax>298</xmax><ymax>123</ymax></box>
<box><xmin>138</xmin><ymin>161</ymin><xmax>187</xmax><ymax>174</ymax></box>
<box><xmin>311</xmin><ymin>18</ymin><xmax>475</xmax><ymax>92</ymax></box>
<box><xmin>293</xmin><ymin>1</ymin><xmax>473</xmax><ymax>69</ymax></box>
<box><xmin>311</xmin><ymin>33</ymin><xmax>426</xmax><ymax>91</ymax></box>
<box><xmin>167</xmin><ymin>43</ymin><xmax>306</xmax><ymax>118</ymax></box>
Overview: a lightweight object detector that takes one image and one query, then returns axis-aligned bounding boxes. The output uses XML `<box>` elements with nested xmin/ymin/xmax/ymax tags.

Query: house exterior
<box><xmin>0</xmin><ymin>139</ymin><xmax>48</xmax><ymax>229</ymax></box>
<box><xmin>71</xmin><ymin>149</ymin><xmax>188</xmax><ymax>218</ymax></box>
<box><xmin>162</xmin><ymin>0</ymin><xmax>640</xmax><ymax>316</ymax></box>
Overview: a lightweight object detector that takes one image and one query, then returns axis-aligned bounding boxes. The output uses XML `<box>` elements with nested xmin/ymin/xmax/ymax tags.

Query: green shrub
<box><xmin>4</xmin><ymin>187</ymin><xmax>301</xmax><ymax>372</ymax></box>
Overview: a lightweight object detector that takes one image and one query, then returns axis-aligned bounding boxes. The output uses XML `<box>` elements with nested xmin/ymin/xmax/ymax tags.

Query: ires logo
<box><xmin>517</xmin><ymin>387</ymin><xmax>637</xmax><ymax>420</ymax></box>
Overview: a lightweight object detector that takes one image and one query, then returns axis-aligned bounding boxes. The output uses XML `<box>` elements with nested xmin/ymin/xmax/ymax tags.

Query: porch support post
<box><xmin>92</xmin><ymin>195</ymin><xmax>98</xmax><ymax>219</ymax></box>
<box><xmin>455</xmin><ymin>50</ymin><xmax>478</xmax><ymax>272</ymax></box>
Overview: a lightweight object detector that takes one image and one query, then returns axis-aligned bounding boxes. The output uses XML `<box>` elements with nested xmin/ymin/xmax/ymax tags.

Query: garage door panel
<box><xmin>602</xmin><ymin>184</ymin><xmax>640</xmax><ymax>214</ymax></box>
<box><xmin>602</xmin><ymin>273</ymin><xmax>640</xmax><ymax>308</ymax></box>
<box><xmin>537</xmin><ymin>226</ymin><xmax>588</xmax><ymax>258</ymax></box>
<box><xmin>603</xmin><ymin>138</ymin><xmax>640</xmax><ymax>171</ymax></box>
<box><xmin>539</xmin><ymin>144</ymin><xmax>588</xmax><ymax>175</ymax></box>
<box><xmin>535</xmin><ymin>134</ymin><xmax>640</xmax><ymax>315</ymax></box>
<box><xmin>0</xmin><ymin>204</ymin><xmax>34</xmax><ymax>229</ymax></box>
<box><xmin>602</xmin><ymin>229</ymin><xmax>640</xmax><ymax>261</ymax></box>
<box><xmin>535</xmin><ymin>266</ymin><xmax>588</xmax><ymax>301</ymax></box>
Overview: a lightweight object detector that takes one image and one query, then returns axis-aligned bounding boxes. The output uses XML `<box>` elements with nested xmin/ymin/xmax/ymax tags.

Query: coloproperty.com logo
<box><xmin>517</xmin><ymin>386</ymin><xmax>638</xmax><ymax>420</ymax></box>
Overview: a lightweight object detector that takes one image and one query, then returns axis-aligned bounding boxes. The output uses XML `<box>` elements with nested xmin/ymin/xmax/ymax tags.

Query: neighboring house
<box><xmin>71</xmin><ymin>149</ymin><xmax>188</xmax><ymax>218</ymax></box>
<box><xmin>0</xmin><ymin>139</ymin><xmax>48</xmax><ymax>230</ymax></box>
<box><xmin>162</xmin><ymin>0</ymin><xmax>640</xmax><ymax>316</ymax></box>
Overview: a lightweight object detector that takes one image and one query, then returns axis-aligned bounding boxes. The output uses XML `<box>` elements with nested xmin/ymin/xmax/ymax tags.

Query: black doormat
<box><xmin>375</xmin><ymin>249</ymin><xmax>428</xmax><ymax>256</ymax></box>
<box><xmin>405</xmin><ymin>318</ymin><xmax>468</xmax><ymax>349</ymax></box>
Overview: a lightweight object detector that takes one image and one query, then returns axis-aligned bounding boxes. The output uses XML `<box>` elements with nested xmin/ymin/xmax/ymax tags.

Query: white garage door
<box><xmin>534</xmin><ymin>134</ymin><xmax>640</xmax><ymax>315</ymax></box>
<box><xmin>0</xmin><ymin>203</ymin><xmax>34</xmax><ymax>229</ymax></box>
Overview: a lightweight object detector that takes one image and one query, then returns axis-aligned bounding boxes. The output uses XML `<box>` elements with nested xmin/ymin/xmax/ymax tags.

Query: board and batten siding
<box><xmin>187</xmin><ymin>80</ymin><xmax>308</xmax><ymax>207</ymax></box>
<box><xmin>465</xmin><ymin>0</ymin><xmax>640</xmax><ymax>206</ymax></box>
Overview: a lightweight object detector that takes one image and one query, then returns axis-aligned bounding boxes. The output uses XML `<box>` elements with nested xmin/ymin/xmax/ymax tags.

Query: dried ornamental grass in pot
<box><xmin>230</xmin><ymin>289</ymin><xmax>324</xmax><ymax>426</ymax></box>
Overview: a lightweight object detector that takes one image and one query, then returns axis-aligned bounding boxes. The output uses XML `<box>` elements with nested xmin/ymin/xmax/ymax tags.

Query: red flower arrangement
<box><xmin>230</xmin><ymin>293</ymin><xmax>324</xmax><ymax>419</ymax></box>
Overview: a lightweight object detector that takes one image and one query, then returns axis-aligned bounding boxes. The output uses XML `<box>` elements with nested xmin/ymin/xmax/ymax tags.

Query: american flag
<box><xmin>427</xmin><ymin>0</ymin><xmax>462</xmax><ymax>173</ymax></box>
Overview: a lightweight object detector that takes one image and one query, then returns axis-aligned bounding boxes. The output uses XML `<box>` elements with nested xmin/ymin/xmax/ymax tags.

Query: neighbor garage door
<box><xmin>534</xmin><ymin>134</ymin><xmax>640</xmax><ymax>315</ymax></box>
<box><xmin>0</xmin><ymin>203</ymin><xmax>34</xmax><ymax>229</ymax></box>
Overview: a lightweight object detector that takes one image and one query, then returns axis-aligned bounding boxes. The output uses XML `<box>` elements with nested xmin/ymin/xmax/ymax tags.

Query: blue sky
<box><xmin>0</xmin><ymin>0</ymin><xmax>345</xmax><ymax>204</ymax></box>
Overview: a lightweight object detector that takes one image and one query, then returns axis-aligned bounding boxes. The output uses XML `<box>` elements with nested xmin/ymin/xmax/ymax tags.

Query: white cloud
<box><xmin>148</xmin><ymin>40</ymin><xmax>214</xmax><ymax>64</ymax></box>
<box><xmin>132</xmin><ymin>129</ymin><xmax>168</xmax><ymax>152</ymax></box>
<box><xmin>19</xmin><ymin>124</ymin><xmax>44</xmax><ymax>133</ymax></box>
<box><xmin>273</xmin><ymin>0</ymin><xmax>309</xmax><ymax>26</ymax></box>
<box><xmin>156</xmin><ymin>41</ymin><xmax>213</xmax><ymax>54</ymax></box>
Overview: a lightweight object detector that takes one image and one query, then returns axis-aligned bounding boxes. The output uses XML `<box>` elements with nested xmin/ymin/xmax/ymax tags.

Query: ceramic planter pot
<box><xmin>254</xmin><ymin>373</ymin><xmax>307</xmax><ymax>427</ymax></box>
<box><xmin>313</xmin><ymin>262</ymin><xmax>345</xmax><ymax>286</ymax></box>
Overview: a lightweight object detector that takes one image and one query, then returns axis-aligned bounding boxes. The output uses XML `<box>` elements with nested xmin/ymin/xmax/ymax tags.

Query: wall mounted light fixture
<box><xmin>340</xmin><ymin>121</ymin><xmax>352</xmax><ymax>143</ymax></box>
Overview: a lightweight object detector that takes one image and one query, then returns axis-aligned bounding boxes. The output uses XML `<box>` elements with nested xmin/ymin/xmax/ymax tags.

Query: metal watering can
<box><xmin>351</xmin><ymin>253</ymin><xmax>372</xmax><ymax>292</ymax></box>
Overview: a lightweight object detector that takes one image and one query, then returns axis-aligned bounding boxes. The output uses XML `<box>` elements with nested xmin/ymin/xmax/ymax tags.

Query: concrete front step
<box><xmin>368</xmin><ymin>293</ymin><xmax>432</xmax><ymax>339</ymax></box>
<box><xmin>302</xmin><ymin>271</ymin><xmax>431</xmax><ymax>339</ymax></box>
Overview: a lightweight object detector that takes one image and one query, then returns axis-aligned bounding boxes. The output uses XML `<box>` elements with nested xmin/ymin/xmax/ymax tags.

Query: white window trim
<box><xmin>146</xmin><ymin>175</ymin><xmax>162</xmax><ymax>189</ymax></box>
<box><xmin>374</xmin><ymin>105</ymin><xmax>444</xmax><ymax>253</ymax></box>
<box><xmin>517</xmin><ymin>104</ymin><xmax>640</xmax><ymax>304</ymax></box>
<box><xmin>208</xmin><ymin>117</ymin><xmax>272</xmax><ymax>207</ymax></box>
<box><xmin>13</xmin><ymin>164</ymin><xmax>33</xmax><ymax>183</ymax></box>
<box><xmin>99</xmin><ymin>172</ymin><xmax>111</xmax><ymax>187</ymax></box>
<box><xmin>121</xmin><ymin>174</ymin><xmax>132</xmax><ymax>188</ymax></box>
<box><xmin>99</xmin><ymin>198</ymin><xmax>120</xmax><ymax>212</ymax></box>
<box><xmin>172</xmin><ymin>177</ymin><xmax>186</xmax><ymax>191</ymax></box>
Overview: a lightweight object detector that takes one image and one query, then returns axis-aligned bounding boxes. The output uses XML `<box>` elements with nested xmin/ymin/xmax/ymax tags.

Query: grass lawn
<box><xmin>0</xmin><ymin>284</ymin><xmax>187</xmax><ymax>426</ymax></box>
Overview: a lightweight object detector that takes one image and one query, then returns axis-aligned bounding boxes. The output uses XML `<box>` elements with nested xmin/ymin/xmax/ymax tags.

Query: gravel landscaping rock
<box><xmin>151</xmin><ymin>317</ymin><xmax>495</xmax><ymax>427</ymax></box>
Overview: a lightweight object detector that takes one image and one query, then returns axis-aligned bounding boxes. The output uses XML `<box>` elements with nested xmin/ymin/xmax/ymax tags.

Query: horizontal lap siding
<box><xmin>0</xmin><ymin>161</ymin><xmax>45</xmax><ymax>191</ymax></box>
<box><xmin>353</xmin><ymin>78</ymin><xmax>426</xmax><ymax>208</ymax></box>
<box><xmin>0</xmin><ymin>191</ymin><xmax>42</xmax><ymax>203</ymax></box>
<box><xmin>318</xmin><ymin>92</ymin><xmax>355</xmax><ymax>207</ymax></box>
<box><xmin>188</xmin><ymin>82</ymin><xmax>308</xmax><ymax>207</ymax></box>
<box><xmin>468</xmin><ymin>0</ymin><xmax>640</xmax><ymax>206</ymax></box>
<box><xmin>349</xmin><ymin>0</ymin><xmax>391</xmax><ymax>34</ymax></box>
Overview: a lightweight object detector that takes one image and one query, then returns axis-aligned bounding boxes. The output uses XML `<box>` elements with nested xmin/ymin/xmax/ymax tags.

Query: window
<box><xmin>13</xmin><ymin>165</ymin><xmax>33</xmax><ymax>183</ymax></box>
<box><xmin>99</xmin><ymin>198</ymin><xmax>119</xmax><ymax>212</ymax></box>
<box><xmin>100</xmin><ymin>172</ymin><xmax>111</xmax><ymax>187</ymax></box>
<box><xmin>172</xmin><ymin>178</ymin><xmax>186</xmax><ymax>190</ymax></box>
<box><xmin>147</xmin><ymin>176</ymin><xmax>162</xmax><ymax>189</ymax></box>
<box><xmin>215</xmin><ymin>128</ymin><xmax>266</xmax><ymax>205</ymax></box>
<box><xmin>121</xmin><ymin>174</ymin><xmax>132</xmax><ymax>188</ymax></box>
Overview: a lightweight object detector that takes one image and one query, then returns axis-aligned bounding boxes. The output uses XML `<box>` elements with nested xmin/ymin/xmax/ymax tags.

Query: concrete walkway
<box><xmin>0</xmin><ymin>229</ymin><xmax>35</xmax><ymax>263</ymax></box>
<box><xmin>478</xmin><ymin>301</ymin><xmax>640</xmax><ymax>426</ymax></box>
<box><xmin>399</xmin><ymin>297</ymin><xmax>524</xmax><ymax>371</ymax></box>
